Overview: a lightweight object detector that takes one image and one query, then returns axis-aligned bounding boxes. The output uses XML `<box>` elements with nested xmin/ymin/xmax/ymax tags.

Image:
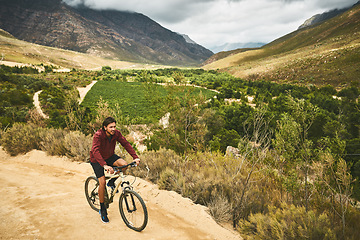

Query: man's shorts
<box><xmin>90</xmin><ymin>154</ymin><xmax>121</xmax><ymax>178</ymax></box>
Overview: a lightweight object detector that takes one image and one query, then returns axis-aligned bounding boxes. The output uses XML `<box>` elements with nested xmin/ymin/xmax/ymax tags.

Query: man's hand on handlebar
<box><xmin>134</xmin><ymin>158</ymin><xmax>140</xmax><ymax>166</ymax></box>
<box><xmin>104</xmin><ymin>165</ymin><xmax>114</xmax><ymax>174</ymax></box>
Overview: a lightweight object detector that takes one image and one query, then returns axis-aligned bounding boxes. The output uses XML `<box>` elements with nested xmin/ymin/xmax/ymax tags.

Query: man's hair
<box><xmin>102</xmin><ymin>117</ymin><xmax>116</xmax><ymax>130</ymax></box>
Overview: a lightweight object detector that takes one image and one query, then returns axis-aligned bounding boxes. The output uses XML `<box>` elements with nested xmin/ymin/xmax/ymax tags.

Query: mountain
<box><xmin>202</xmin><ymin>47</ymin><xmax>259</xmax><ymax>66</ymax></box>
<box><xmin>298</xmin><ymin>1</ymin><xmax>360</xmax><ymax>29</ymax></box>
<box><xmin>210</xmin><ymin>42</ymin><xmax>266</xmax><ymax>53</ymax></box>
<box><xmin>180</xmin><ymin>34</ymin><xmax>197</xmax><ymax>44</ymax></box>
<box><xmin>0</xmin><ymin>27</ymin><xmax>164</xmax><ymax>70</ymax></box>
<box><xmin>202</xmin><ymin>2</ymin><xmax>360</xmax><ymax>87</ymax></box>
<box><xmin>0</xmin><ymin>0</ymin><xmax>213</xmax><ymax>66</ymax></box>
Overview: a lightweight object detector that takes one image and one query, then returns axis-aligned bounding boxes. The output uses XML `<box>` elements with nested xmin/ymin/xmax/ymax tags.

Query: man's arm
<box><xmin>117</xmin><ymin>132</ymin><xmax>139</xmax><ymax>160</ymax></box>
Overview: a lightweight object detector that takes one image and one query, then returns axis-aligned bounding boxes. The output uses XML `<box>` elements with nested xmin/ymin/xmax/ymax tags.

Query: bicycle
<box><xmin>85</xmin><ymin>161</ymin><xmax>148</xmax><ymax>231</ymax></box>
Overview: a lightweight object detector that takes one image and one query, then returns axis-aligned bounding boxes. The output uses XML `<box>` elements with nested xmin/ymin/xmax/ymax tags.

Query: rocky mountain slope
<box><xmin>298</xmin><ymin>1</ymin><xmax>360</xmax><ymax>29</ymax></box>
<box><xmin>0</xmin><ymin>0</ymin><xmax>213</xmax><ymax>66</ymax></box>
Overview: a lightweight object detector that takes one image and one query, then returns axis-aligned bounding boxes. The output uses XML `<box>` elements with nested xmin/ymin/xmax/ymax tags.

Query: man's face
<box><xmin>104</xmin><ymin>122</ymin><xmax>116</xmax><ymax>136</ymax></box>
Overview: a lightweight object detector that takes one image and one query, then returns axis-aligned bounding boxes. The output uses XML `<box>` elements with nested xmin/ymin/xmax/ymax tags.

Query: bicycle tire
<box><xmin>119</xmin><ymin>189</ymin><xmax>148</xmax><ymax>232</ymax></box>
<box><xmin>85</xmin><ymin>176</ymin><xmax>101</xmax><ymax>211</ymax></box>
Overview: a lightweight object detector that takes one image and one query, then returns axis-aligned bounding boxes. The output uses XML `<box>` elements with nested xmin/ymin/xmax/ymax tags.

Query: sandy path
<box><xmin>0</xmin><ymin>148</ymin><xmax>241</xmax><ymax>240</ymax></box>
<box><xmin>77</xmin><ymin>81</ymin><xmax>97</xmax><ymax>104</ymax></box>
<box><xmin>33</xmin><ymin>90</ymin><xmax>49</xmax><ymax>119</ymax></box>
<box><xmin>32</xmin><ymin>81</ymin><xmax>96</xmax><ymax>118</ymax></box>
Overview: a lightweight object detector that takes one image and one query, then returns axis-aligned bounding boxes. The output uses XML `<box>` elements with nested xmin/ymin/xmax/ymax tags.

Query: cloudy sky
<box><xmin>64</xmin><ymin>0</ymin><xmax>358</xmax><ymax>50</ymax></box>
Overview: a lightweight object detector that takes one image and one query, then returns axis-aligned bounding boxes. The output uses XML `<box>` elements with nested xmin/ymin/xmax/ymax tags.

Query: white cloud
<box><xmin>63</xmin><ymin>0</ymin><xmax>358</xmax><ymax>49</ymax></box>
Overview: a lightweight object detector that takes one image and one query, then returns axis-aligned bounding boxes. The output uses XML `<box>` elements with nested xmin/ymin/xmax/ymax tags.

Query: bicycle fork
<box><xmin>124</xmin><ymin>192</ymin><xmax>137</xmax><ymax>213</ymax></box>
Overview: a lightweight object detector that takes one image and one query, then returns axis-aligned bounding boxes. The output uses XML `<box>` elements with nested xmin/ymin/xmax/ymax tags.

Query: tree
<box><xmin>232</xmin><ymin>106</ymin><xmax>272</xmax><ymax>227</ymax></box>
<box><xmin>147</xmin><ymin>88</ymin><xmax>208</xmax><ymax>154</ymax></box>
<box><xmin>273</xmin><ymin>95</ymin><xmax>318</xmax><ymax>211</ymax></box>
<box><xmin>65</xmin><ymin>89</ymin><xmax>90</xmax><ymax>132</ymax></box>
<box><xmin>314</xmin><ymin>149</ymin><xmax>353</xmax><ymax>239</ymax></box>
<box><xmin>88</xmin><ymin>97</ymin><xmax>128</xmax><ymax>134</ymax></box>
<box><xmin>209</xmin><ymin>129</ymin><xmax>240</xmax><ymax>152</ymax></box>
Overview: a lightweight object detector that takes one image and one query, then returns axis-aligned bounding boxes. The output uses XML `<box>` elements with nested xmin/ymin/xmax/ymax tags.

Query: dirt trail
<box><xmin>33</xmin><ymin>90</ymin><xmax>49</xmax><ymax>119</ymax></box>
<box><xmin>77</xmin><ymin>81</ymin><xmax>97</xmax><ymax>104</ymax></box>
<box><xmin>0</xmin><ymin>148</ymin><xmax>241</xmax><ymax>240</ymax></box>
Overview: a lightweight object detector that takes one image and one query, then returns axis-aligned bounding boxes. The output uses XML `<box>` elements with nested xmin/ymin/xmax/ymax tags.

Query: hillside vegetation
<box><xmin>1</xmin><ymin>64</ymin><xmax>359</xmax><ymax>239</ymax></box>
<box><xmin>203</xmin><ymin>3</ymin><xmax>360</xmax><ymax>87</ymax></box>
<box><xmin>0</xmin><ymin>30</ymin><xmax>162</xmax><ymax>70</ymax></box>
<box><xmin>1</xmin><ymin>3</ymin><xmax>360</xmax><ymax>239</ymax></box>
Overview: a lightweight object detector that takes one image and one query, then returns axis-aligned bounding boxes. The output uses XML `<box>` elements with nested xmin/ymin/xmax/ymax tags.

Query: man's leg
<box><xmin>113</xmin><ymin>158</ymin><xmax>128</xmax><ymax>168</ymax></box>
<box><xmin>90</xmin><ymin>162</ymin><xmax>109</xmax><ymax>223</ymax></box>
<box><xmin>107</xmin><ymin>157</ymin><xmax>127</xmax><ymax>187</ymax></box>
<box><xmin>98</xmin><ymin>176</ymin><xmax>106</xmax><ymax>204</ymax></box>
<box><xmin>98</xmin><ymin>176</ymin><xmax>110</xmax><ymax>223</ymax></box>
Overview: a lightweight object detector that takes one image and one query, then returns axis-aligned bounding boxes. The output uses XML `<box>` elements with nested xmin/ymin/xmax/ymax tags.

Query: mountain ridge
<box><xmin>0</xmin><ymin>0</ymin><xmax>213</xmax><ymax>66</ymax></box>
<box><xmin>299</xmin><ymin>1</ymin><xmax>360</xmax><ymax>29</ymax></box>
<box><xmin>210</xmin><ymin>42</ymin><xmax>266</xmax><ymax>53</ymax></box>
<box><xmin>202</xmin><ymin>3</ymin><xmax>360</xmax><ymax>87</ymax></box>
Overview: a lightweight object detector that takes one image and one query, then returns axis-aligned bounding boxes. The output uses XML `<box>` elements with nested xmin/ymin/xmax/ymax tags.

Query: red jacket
<box><xmin>90</xmin><ymin>129</ymin><xmax>138</xmax><ymax>167</ymax></box>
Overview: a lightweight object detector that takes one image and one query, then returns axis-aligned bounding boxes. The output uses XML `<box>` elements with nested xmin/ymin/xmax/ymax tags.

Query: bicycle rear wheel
<box><xmin>85</xmin><ymin>176</ymin><xmax>100</xmax><ymax>212</ymax></box>
<box><xmin>119</xmin><ymin>189</ymin><xmax>148</xmax><ymax>232</ymax></box>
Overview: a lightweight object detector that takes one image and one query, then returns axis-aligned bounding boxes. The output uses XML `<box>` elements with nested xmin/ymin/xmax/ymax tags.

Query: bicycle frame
<box><xmin>105</xmin><ymin>165</ymin><xmax>134</xmax><ymax>204</ymax></box>
<box><xmin>85</xmin><ymin>161</ymin><xmax>148</xmax><ymax>231</ymax></box>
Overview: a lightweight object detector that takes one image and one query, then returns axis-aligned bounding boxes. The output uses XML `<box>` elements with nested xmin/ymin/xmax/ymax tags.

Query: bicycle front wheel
<box><xmin>119</xmin><ymin>189</ymin><xmax>148</xmax><ymax>232</ymax></box>
<box><xmin>85</xmin><ymin>176</ymin><xmax>100</xmax><ymax>212</ymax></box>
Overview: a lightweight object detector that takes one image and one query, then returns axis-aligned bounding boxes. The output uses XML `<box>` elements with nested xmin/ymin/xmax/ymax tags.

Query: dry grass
<box><xmin>134</xmin><ymin>148</ymin><xmax>276</xmax><ymax>225</ymax></box>
<box><xmin>204</xmin><ymin>41</ymin><xmax>360</xmax><ymax>86</ymax></box>
<box><xmin>1</xmin><ymin>123</ymin><xmax>92</xmax><ymax>161</ymax></box>
<box><xmin>40</xmin><ymin>128</ymin><xmax>67</xmax><ymax>156</ymax></box>
<box><xmin>203</xmin><ymin>4</ymin><xmax>360</xmax><ymax>87</ymax></box>
<box><xmin>63</xmin><ymin>131</ymin><xmax>92</xmax><ymax>162</ymax></box>
<box><xmin>207</xmin><ymin>194</ymin><xmax>233</xmax><ymax>223</ymax></box>
<box><xmin>0</xmin><ymin>123</ymin><xmax>43</xmax><ymax>156</ymax></box>
<box><xmin>0</xmin><ymin>34</ymin><xmax>166</xmax><ymax>71</ymax></box>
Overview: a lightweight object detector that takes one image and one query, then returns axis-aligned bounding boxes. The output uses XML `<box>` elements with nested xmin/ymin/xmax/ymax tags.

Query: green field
<box><xmin>81</xmin><ymin>81</ymin><xmax>217</xmax><ymax>124</ymax></box>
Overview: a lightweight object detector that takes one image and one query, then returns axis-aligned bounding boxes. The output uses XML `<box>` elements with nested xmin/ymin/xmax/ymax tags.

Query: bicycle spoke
<box><xmin>119</xmin><ymin>190</ymin><xmax>148</xmax><ymax>231</ymax></box>
<box><xmin>85</xmin><ymin>176</ymin><xmax>101</xmax><ymax>212</ymax></box>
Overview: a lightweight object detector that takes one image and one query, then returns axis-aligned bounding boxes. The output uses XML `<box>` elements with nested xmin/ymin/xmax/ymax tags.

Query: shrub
<box><xmin>239</xmin><ymin>203</ymin><xmax>336</xmax><ymax>240</ymax></box>
<box><xmin>26</xmin><ymin>108</ymin><xmax>48</xmax><ymax>128</ymax></box>
<box><xmin>102</xmin><ymin>66</ymin><xmax>112</xmax><ymax>71</ymax></box>
<box><xmin>158</xmin><ymin>167</ymin><xmax>185</xmax><ymax>193</ymax></box>
<box><xmin>207</xmin><ymin>194</ymin><xmax>232</xmax><ymax>223</ymax></box>
<box><xmin>0</xmin><ymin>123</ymin><xmax>43</xmax><ymax>156</ymax></box>
<box><xmin>40</xmin><ymin>128</ymin><xmax>67</xmax><ymax>156</ymax></box>
<box><xmin>63</xmin><ymin>131</ymin><xmax>92</xmax><ymax>162</ymax></box>
<box><xmin>134</xmin><ymin>148</ymin><xmax>183</xmax><ymax>182</ymax></box>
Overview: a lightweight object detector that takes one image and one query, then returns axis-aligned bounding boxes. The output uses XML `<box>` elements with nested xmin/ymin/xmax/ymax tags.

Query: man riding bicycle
<box><xmin>90</xmin><ymin>117</ymin><xmax>140</xmax><ymax>223</ymax></box>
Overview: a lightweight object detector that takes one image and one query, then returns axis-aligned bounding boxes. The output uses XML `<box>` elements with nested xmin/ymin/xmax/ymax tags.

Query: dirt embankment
<box><xmin>0</xmin><ymin>148</ymin><xmax>241</xmax><ymax>240</ymax></box>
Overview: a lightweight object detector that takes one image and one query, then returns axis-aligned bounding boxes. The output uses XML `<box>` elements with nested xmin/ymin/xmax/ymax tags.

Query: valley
<box><xmin>0</xmin><ymin>1</ymin><xmax>359</xmax><ymax>239</ymax></box>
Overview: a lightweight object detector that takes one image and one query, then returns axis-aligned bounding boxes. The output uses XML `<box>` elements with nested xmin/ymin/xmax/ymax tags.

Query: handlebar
<box><xmin>112</xmin><ymin>161</ymin><xmax>137</xmax><ymax>172</ymax></box>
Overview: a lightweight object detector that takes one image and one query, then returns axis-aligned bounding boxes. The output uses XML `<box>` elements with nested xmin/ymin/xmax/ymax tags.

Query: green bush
<box><xmin>0</xmin><ymin>123</ymin><xmax>43</xmax><ymax>156</ymax></box>
<box><xmin>239</xmin><ymin>204</ymin><xmax>336</xmax><ymax>240</ymax></box>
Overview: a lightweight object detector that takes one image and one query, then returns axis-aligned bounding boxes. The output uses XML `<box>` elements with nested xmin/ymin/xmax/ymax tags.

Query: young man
<box><xmin>90</xmin><ymin>117</ymin><xmax>140</xmax><ymax>223</ymax></box>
